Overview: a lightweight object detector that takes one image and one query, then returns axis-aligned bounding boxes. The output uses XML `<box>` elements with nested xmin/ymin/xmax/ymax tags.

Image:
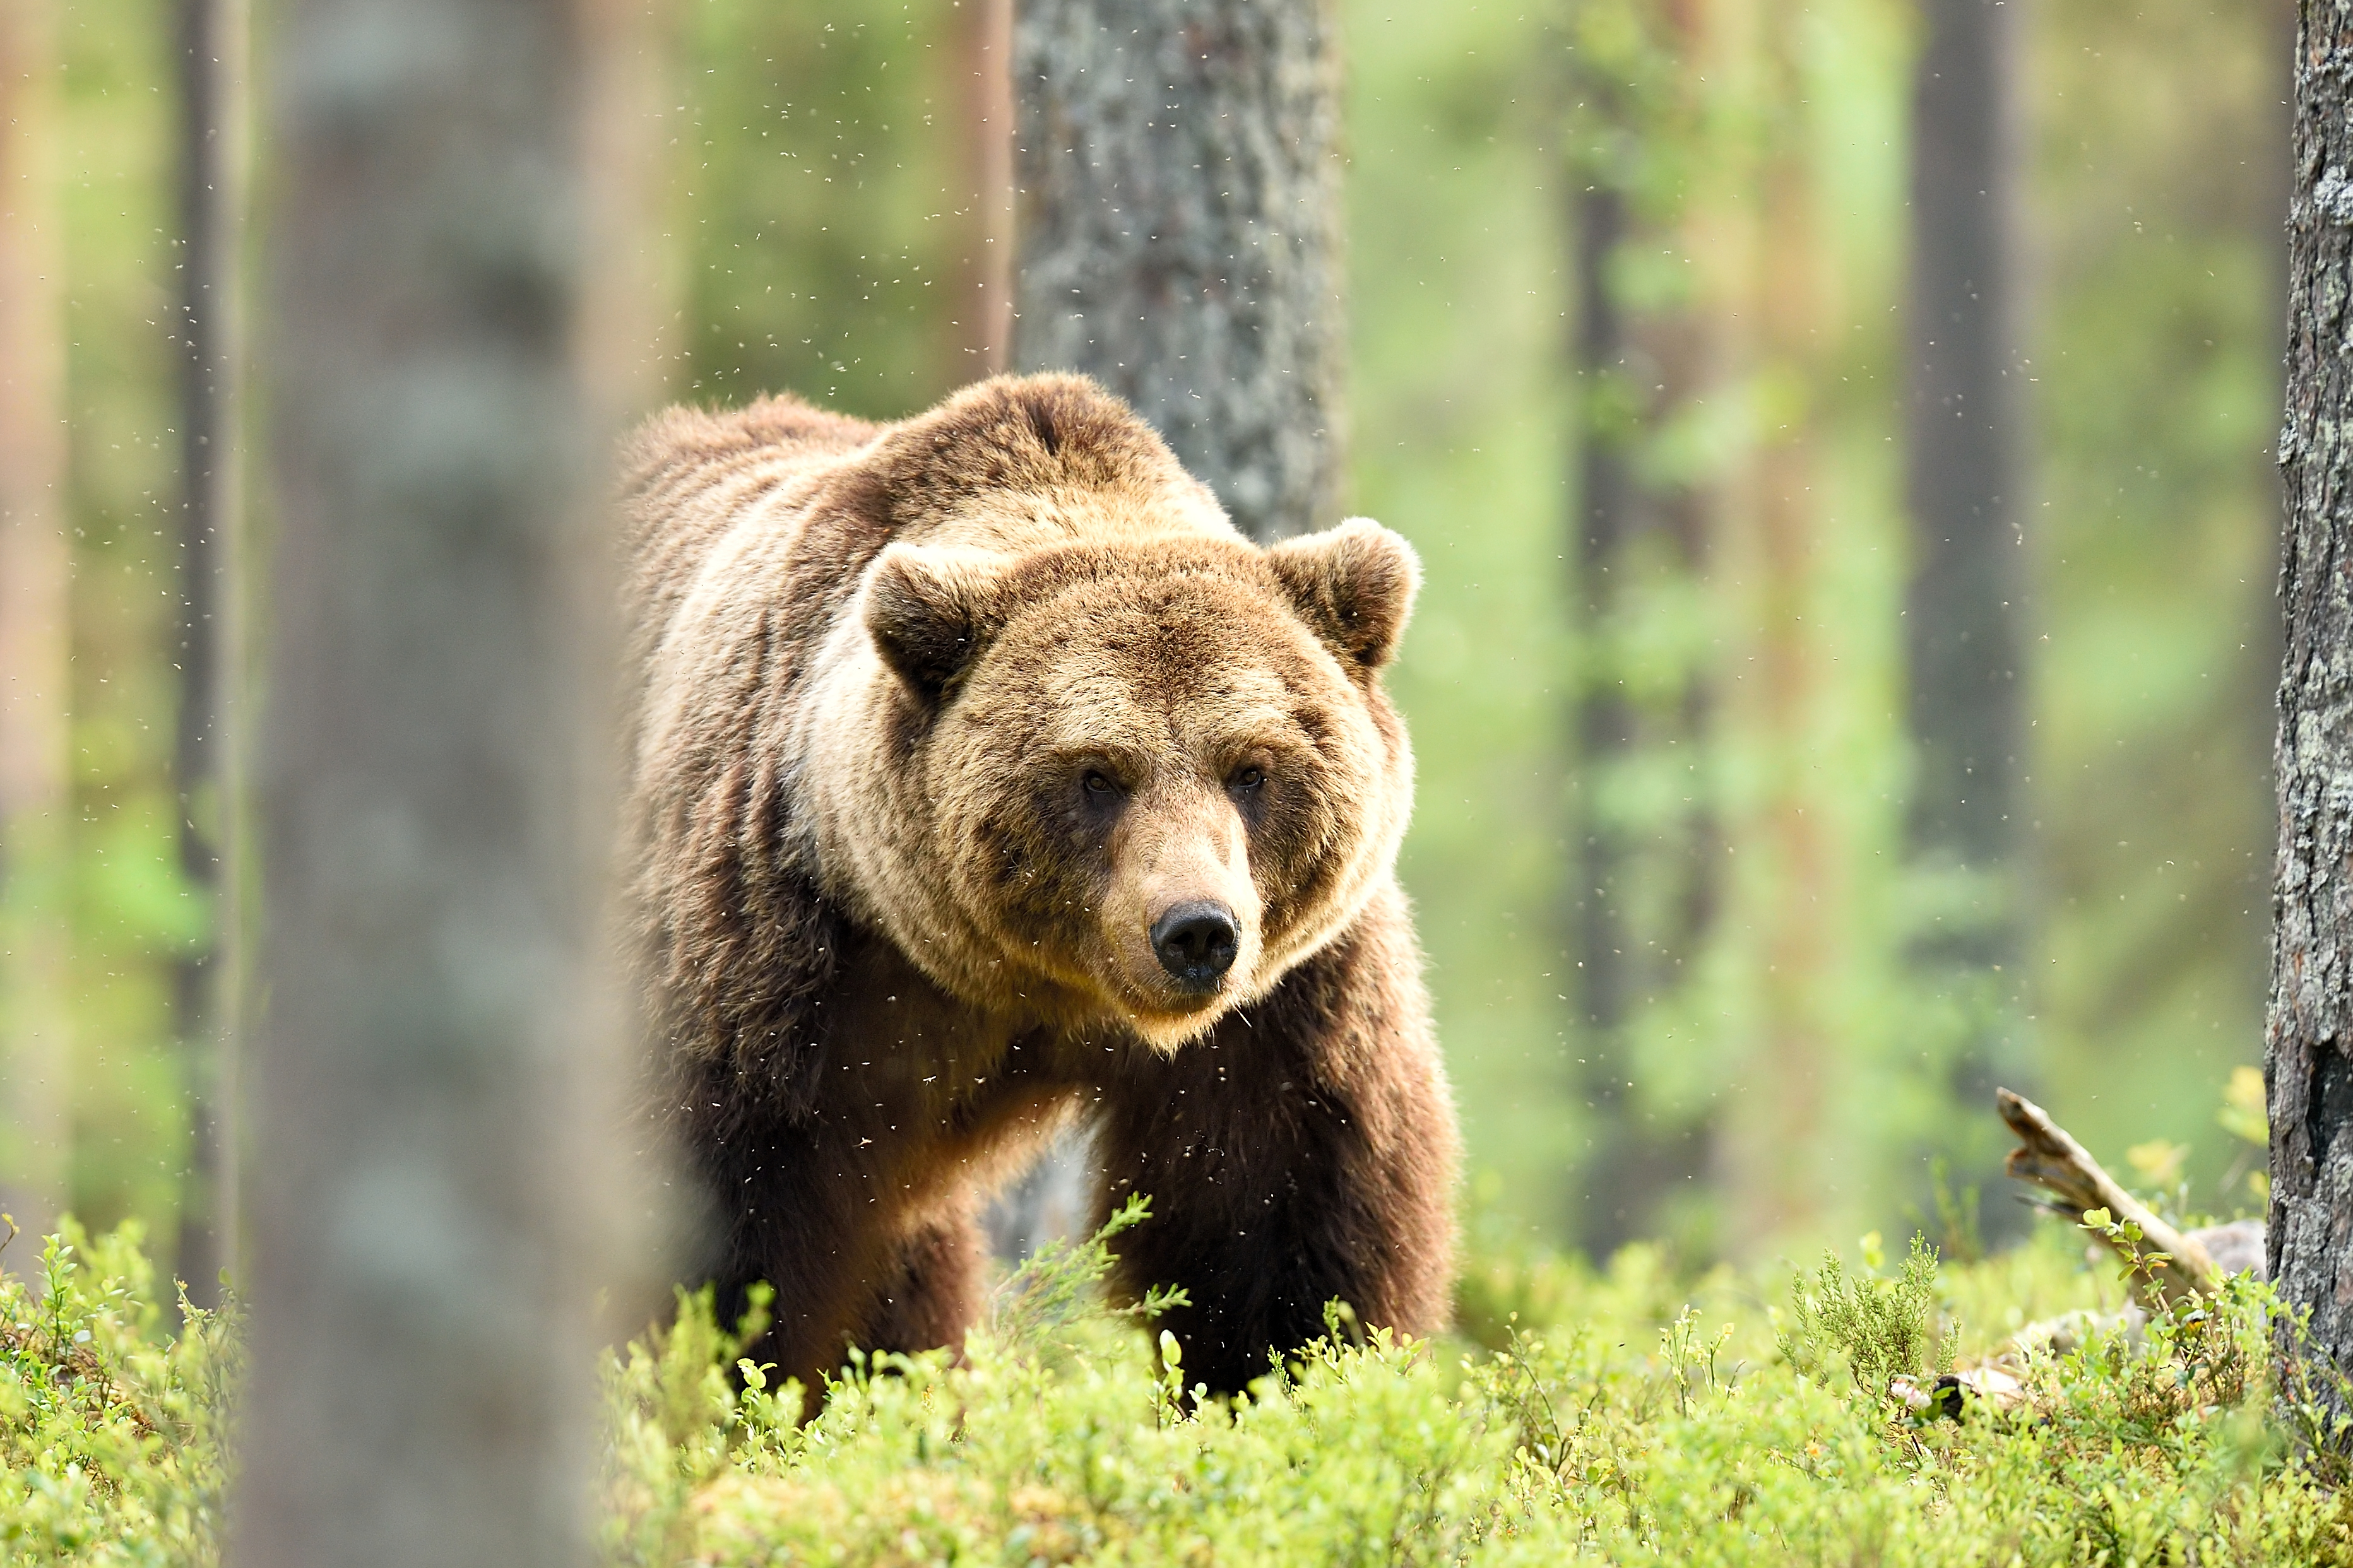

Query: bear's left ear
<box><xmin>1266</xmin><ymin>517</ymin><xmax>1421</xmax><ymax>671</ymax></box>
<box><xmin>863</xmin><ymin>544</ymin><xmax>1009</xmax><ymax>702</ymax></box>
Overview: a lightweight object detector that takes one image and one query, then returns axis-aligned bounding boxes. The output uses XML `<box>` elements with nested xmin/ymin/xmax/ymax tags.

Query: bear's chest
<box><xmin>822</xmin><ymin>933</ymin><xmax>1060</xmax><ymax>1117</ymax></box>
<box><xmin>818</xmin><ymin>933</ymin><xmax>1083</xmax><ymax>1213</ymax></box>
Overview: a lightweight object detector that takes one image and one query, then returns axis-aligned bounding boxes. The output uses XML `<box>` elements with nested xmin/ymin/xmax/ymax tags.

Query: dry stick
<box><xmin>1996</xmin><ymin>1087</ymin><xmax>2220</xmax><ymax>1307</ymax></box>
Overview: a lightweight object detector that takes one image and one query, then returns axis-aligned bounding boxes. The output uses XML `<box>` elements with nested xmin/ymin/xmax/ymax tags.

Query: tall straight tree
<box><xmin>1716</xmin><ymin>6</ymin><xmax>1838</xmax><ymax>1244</ymax></box>
<box><xmin>235</xmin><ymin>0</ymin><xmax>629</xmax><ymax>1560</ymax></box>
<box><xmin>172</xmin><ymin>0</ymin><xmax>247</xmax><ymax>1305</ymax></box>
<box><xmin>1012</xmin><ymin>0</ymin><xmax>1346</xmax><ymax>543</ymax></box>
<box><xmin>0</xmin><ymin>0</ymin><xmax>71</xmax><ymax>1247</ymax></box>
<box><xmin>950</xmin><ymin>0</ymin><xmax>1014</xmax><ymax>380</ymax></box>
<box><xmin>2270</xmin><ymin>0</ymin><xmax>2353</xmax><ymax>1425</ymax></box>
<box><xmin>1904</xmin><ymin>0</ymin><xmax>2023</xmax><ymax>976</ymax></box>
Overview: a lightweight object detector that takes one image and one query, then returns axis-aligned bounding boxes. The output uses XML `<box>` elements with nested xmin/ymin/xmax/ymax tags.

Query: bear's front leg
<box><xmin>687</xmin><ymin>1104</ymin><xmax>903</xmax><ymax>1405</ymax></box>
<box><xmin>686</xmin><ymin>1047</ymin><xmax>1038</xmax><ymax>1408</ymax></box>
<box><xmin>1091</xmin><ymin>883</ymin><xmax>1459</xmax><ymax>1394</ymax></box>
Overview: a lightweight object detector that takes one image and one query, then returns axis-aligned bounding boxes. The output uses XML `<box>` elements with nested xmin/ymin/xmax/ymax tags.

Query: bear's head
<box><xmin>819</xmin><ymin>380</ymin><xmax>1418</xmax><ymax>1051</ymax></box>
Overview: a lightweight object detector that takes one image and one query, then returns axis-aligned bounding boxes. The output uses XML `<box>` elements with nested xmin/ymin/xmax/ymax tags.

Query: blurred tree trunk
<box><xmin>949</xmin><ymin>0</ymin><xmax>1013</xmax><ymax>380</ymax></box>
<box><xmin>1012</xmin><ymin>0</ymin><xmax>1345</xmax><ymax>542</ymax></box>
<box><xmin>1571</xmin><ymin>184</ymin><xmax>1642</xmax><ymax>1239</ymax></box>
<box><xmin>2268</xmin><ymin>0</ymin><xmax>2353</xmax><ymax>1426</ymax></box>
<box><xmin>0</xmin><ymin>0</ymin><xmax>72</xmax><ymax>1253</ymax></box>
<box><xmin>171</xmin><ymin>0</ymin><xmax>247</xmax><ymax>1306</ymax></box>
<box><xmin>992</xmin><ymin>0</ymin><xmax>1347</xmax><ymax>1255</ymax></box>
<box><xmin>1904</xmin><ymin>0</ymin><xmax>2025</xmax><ymax>1111</ymax></box>
<box><xmin>234</xmin><ymin>0</ymin><xmax>629</xmax><ymax>1560</ymax></box>
<box><xmin>1714</xmin><ymin>8</ymin><xmax>1837</xmax><ymax>1248</ymax></box>
<box><xmin>1563</xmin><ymin>6</ymin><xmax>1720</xmax><ymax>1257</ymax></box>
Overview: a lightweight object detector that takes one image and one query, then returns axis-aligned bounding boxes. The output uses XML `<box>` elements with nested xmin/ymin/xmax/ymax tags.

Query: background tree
<box><xmin>0</xmin><ymin>0</ymin><xmax>71</xmax><ymax>1248</ymax></box>
<box><xmin>1012</xmin><ymin>0</ymin><xmax>1347</xmax><ymax>542</ymax></box>
<box><xmin>2268</xmin><ymin>0</ymin><xmax>2353</xmax><ymax>1422</ymax></box>
<box><xmin>234</xmin><ymin>0</ymin><xmax>630</xmax><ymax>1559</ymax></box>
<box><xmin>1710</xmin><ymin>0</ymin><xmax>1847</xmax><ymax>1247</ymax></box>
<box><xmin>1903</xmin><ymin>0</ymin><xmax>2026</xmax><ymax>1165</ymax></box>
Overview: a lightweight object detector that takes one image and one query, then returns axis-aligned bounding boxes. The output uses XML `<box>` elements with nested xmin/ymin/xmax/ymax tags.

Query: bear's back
<box><xmin>620</xmin><ymin>394</ymin><xmax>884</xmax><ymax>653</ymax></box>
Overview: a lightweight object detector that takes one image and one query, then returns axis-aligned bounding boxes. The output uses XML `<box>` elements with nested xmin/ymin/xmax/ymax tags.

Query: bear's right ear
<box><xmin>863</xmin><ymin>544</ymin><xmax>1009</xmax><ymax>702</ymax></box>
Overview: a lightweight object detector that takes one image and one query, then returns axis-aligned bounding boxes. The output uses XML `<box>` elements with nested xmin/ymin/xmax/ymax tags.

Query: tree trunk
<box><xmin>1903</xmin><ymin>0</ymin><xmax>2025</xmax><ymax>1160</ymax></box>
<box><xmin>234</xmin><ymin>1</ymin><xmax>624</xmax><ymax>1561</ymax></box>
<box><xmin>0</xmin><ymin>0</ymin><xmax>72</xmax><ymax>1251</ymax></box>
<box><xmin>171</xmin><ymin>0</ymin><xmax>247</xmax><ymax>1307</ymax></box>
<box><xmin>1905</xmin><ymin>0</ymin><xmax>2023</xmax><ymax>888</ymax></box>
<box><xmin>2268</xmin><ymin>0</ymin><xmax>2353</xmax><ymax>1423</ymax></box>
<box><xmin>1570</xmin><ymin>181</ymin><xmax>1651</xmax><ymax>1250</ymax></box>
<box><xmin>1721</xmin><ymin>90</ymin><xmax>1832</xmax><ymax>1244</ymax></box>
<box><xmin>1011</xmin><ymin>0</ymin><xmax>1346</xmax><ymax>542</ymax></box>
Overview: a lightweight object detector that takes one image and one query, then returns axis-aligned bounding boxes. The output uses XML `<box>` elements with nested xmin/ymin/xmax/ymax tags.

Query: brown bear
<box><xmin>619</xmin><ymin>373</ymin><xmax>1458</xmax><ymax>1404</ymax></box>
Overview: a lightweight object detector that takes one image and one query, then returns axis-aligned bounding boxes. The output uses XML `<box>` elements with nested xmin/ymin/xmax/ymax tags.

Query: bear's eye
<box><xmin>1230</xmin><ymin>765</ymin><xmax>1266</xmax><ymax>791</ymax></box>
<box><xmin>1082</xmin><ymin>770</ymin><xmax>1118</xmax><ymax>796</ymax></box>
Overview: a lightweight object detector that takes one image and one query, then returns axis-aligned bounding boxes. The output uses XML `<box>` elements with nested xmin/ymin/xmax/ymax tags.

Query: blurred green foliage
<box><xmin>50</xmin><ymin>0</ymin><xmax>204</xmax><ymax>1235</ymax></box>
<box><xmin>30</xmin><ymin>0</ymin><xmax>2287</xmax><ymax>1263</ymax></box>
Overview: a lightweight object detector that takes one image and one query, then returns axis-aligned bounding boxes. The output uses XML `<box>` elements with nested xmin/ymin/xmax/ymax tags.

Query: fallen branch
<box><xmin>1995</xmin><ymin>1087</ymin><xmax>2219</xmax><ymax>1307</ymax></box>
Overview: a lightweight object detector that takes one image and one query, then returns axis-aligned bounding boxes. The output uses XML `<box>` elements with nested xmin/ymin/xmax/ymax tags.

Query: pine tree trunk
<box><xmin>1571</xmin><ymin>182</ymin><xmax>1645</xmax><ymax>1244</ymax></box>
<box><xmin>0</xmin><ymin>0</ymin><xmax>72</xmax><ymax>1251</ymax></box>
<box><xmin>1722</xmin><ymin>88</ymin><xmax>1832</xmax><ymax>1244</ymax></box>
<box><xmin>1011</xmin><ymin>0</ymin><xmax>1346</xmax><ymax>543</ymax></box>
<box><xmin>1709</xmin><ymin>2</ymin><xmax>1842</xmax><ymax>1250</ymax></box>
<box><xmin>234</xmin><ymin>1</ymin><xmax>623</xmax><ymax>1560</ymax></box>
<box><xmin>2268</xmin><ymin>0</ymin><xmax>2353</xmax><ymax>1420</ymax></box>
<box><xmin>1902</xmin><ymin>0</ymin><xmax>2025</xmax><ymax>1193</ymax></box>
<box><xmin>1904</xmin><ymin>0</ymin><xmax>2023</xmax><ymax>897</ymax></box>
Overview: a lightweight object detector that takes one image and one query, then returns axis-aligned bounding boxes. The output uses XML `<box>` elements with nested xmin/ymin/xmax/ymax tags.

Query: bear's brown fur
<box><xmin>620</xmin><ymin>374</ymin><xmax>1458</xmax><ymax>1403</ymax></box>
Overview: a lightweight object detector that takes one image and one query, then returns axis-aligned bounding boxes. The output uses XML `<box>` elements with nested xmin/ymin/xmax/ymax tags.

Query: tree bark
<box><xmin>1011</xmin><ymin>0</ymin><xmax>1346</xmax><ymax>542</ymax></box>
<box><xmin>171</xmin><ymin>0</ymin><xmax>248</xmax><ymax>1307</ymax></box>
<box><xmin>234</xmin><ymin>0</ymin><xmax>624</xmax><ymax>1561</ymax></box>
<box><xmin>1904</xmin><ymin>0</ymin><xmax>2024</xmax><ymax>899</ymax></box>
<box><xmin>2269</xmin><ymin>0</ymin><xmax>2353</xmax><ymax>1424</ymax></box>
<box><xmin>0</xmin><ymin>0</ymin><xmax>72</xmax><ymax>1251</ymax></box>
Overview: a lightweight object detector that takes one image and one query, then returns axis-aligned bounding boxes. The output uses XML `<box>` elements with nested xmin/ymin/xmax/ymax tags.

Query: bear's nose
<box><xmin>1151</xmin><ymin>901</ymin><xmax>1239</xmax><ymax>991</ymax></box>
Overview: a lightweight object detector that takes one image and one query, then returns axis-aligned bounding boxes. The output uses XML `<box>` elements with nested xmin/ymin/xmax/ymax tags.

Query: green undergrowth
<box><xmin>0</xmin><ymin>1221</ymin><xmax>237</xmax><ymax>1564</ymax></box>
<box><xmin>9</xmin><ymin>1201</ymin><xmax>2353</xmax><ymax>1564</ymax></box>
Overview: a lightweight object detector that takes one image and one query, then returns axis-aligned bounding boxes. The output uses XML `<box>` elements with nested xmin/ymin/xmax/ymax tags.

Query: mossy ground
<box><xmin>8</xmin><ymin>1200</ymin><xmax>2353</xmax><ymax>1565</ymax></box>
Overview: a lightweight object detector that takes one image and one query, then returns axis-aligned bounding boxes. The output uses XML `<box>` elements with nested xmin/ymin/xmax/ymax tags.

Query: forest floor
<box><xmin>6</xmin><ymin>1196</ymin><xmax>2353</xmax><ymax>1565</ymax></box>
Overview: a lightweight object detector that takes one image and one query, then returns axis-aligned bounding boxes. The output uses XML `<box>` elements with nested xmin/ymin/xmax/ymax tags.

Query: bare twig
<box><xmin>1995</xmin><ymin>1087</ymin><xmax>2220</xmax><ymax>1306</ymax></box>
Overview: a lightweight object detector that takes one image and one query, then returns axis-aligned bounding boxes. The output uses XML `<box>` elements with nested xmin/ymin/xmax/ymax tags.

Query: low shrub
<box><xmin>0</xmin><ymin>1220</ymin><xmax>237</xmax><ymax>1565</ymax></box>
<box><xmin>9</xmin><ymin>1199</ymin><xmax>2353</xmax><ymax>1564</ymax></box>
